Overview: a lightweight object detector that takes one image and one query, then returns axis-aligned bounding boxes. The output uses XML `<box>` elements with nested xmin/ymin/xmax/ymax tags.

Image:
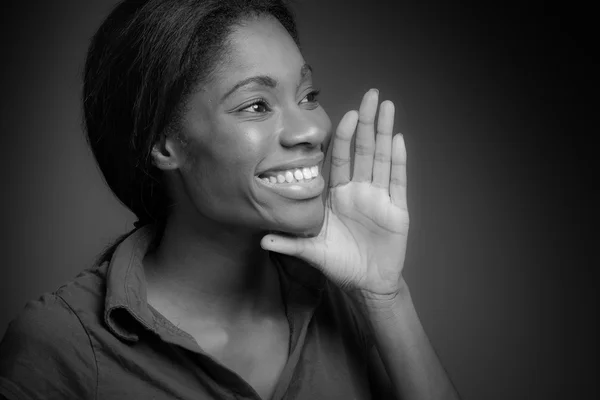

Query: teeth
<box><xmin>259</xmin><ymin>165</ymin><xmax>320</xmax><ymax>184</ymax></box>
<box><xmin>302</xmin><ymin>167</ymin><xmax>311</xmax><ymax>179</ymax></box>
<box><xmin>285</xmin><ymin>171</ymin><xmax>294</xmax><ymax>183</ymax></box>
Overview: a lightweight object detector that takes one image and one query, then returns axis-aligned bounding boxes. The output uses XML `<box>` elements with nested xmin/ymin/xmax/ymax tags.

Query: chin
<box><xmin>270</xmin><ymin>200</ymin><xmax>325</xmax><ymax>238</ymax></box>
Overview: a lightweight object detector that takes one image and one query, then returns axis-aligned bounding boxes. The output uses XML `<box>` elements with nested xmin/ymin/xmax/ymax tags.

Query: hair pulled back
<box><xmin>84</xmin><ymin>0</ymin><xmax>299</xmax><ymax>263</ymax></box>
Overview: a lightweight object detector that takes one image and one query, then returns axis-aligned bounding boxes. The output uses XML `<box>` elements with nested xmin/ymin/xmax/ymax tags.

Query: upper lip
<box><xmin>257</xmin><ymin>153</ymin><xmax>324</xmax><ymax>175</ymax></box>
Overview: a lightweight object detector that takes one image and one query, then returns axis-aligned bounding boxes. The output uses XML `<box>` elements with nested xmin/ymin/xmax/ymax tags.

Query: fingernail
<box><xmin>371</xmin><ymin>88</ymin><xmax>379</xmax><ymax>95</ymax></box>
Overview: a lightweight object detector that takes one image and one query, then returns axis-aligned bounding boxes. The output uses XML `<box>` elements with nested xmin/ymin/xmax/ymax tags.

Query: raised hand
<box><xmin>261</xmin><ymin>89</ymin><xmax>409</xmax><ymax>299</ymax></box>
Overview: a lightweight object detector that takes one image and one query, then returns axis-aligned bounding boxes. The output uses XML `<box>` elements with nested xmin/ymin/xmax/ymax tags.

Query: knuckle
<box><xmin>374</xmin><ymin>152</ymin><xmax>389</xmax><ymax>162</ymax></box>
<box><xmin>371</xmin><ymin>182</ymin><xmax>388</xmax><ymax>189</ymax></box>
<box><xmin>390</xmin><ymin>177</ymin><xmax>406</xmax><ymax>186</ymax></box>
<box><xmin>334</xmin><ymin>133</ymin><xmax>352</xmax><ymax>142</ymax></box>
<box><xmin>331</xmin><ymin>156</ymin><xmax>350</xmax><ymax>167</ymax></box>
<box><xmin>354</xmin><ymin>143</ymin><xmax>373</xmax><ymax>156</ymax></box>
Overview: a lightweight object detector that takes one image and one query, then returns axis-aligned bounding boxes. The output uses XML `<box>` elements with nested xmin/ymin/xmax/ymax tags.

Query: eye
<box><xmin>300</xmin><ymin>89</ymin><xmax>321</xmax><ymax>104</ymax></box>
<box><xmin>240</xmin><ymin>99</ymin><xmax>271</xmax><ymax>114</ymax></box>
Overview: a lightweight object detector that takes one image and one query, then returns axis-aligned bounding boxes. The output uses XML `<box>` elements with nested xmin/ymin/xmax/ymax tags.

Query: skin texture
<box><xmin>160</xmin><ymin>15</ymin><xmax>331</xmax><ymax>236</ymax></box>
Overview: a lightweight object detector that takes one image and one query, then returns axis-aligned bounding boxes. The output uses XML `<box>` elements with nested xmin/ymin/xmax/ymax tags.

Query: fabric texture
<box><xmin>0</xmin><ymin>226</ymin><xmax>374</xmax><ymax>400</ymax></box>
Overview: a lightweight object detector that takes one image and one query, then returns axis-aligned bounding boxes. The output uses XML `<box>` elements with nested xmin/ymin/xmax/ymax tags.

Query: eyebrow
<box><xmin>220</xmin><ymin>63</ymin><xmax>313</xmax><ymax>103</ymax></box>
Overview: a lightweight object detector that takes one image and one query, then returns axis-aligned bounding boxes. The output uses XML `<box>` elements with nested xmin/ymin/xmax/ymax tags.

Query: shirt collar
<box><xmin>103</xmin><ymin>225</ymin><xmax>327</xmax><ymax>343</ymax></box>
<box><xmin>104</xmin><ymin>225</ymin><xmax>157</xmax><ymax>342</ymax></box>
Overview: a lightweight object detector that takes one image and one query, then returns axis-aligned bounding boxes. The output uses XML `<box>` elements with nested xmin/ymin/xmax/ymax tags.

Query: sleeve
<box><xmin>0</xmin><ymin>293</ymin><xmax>97</xmax><ymax>400</ymax></box>
<box><xmin>339</xmin><ymin>288</ymin><xmax>375</xmax><ymax>350</ymax></box>
<box><xmin>326</xmin><ymin>280</ymin><xmax>375</xmax><ymax>353</ymax></box>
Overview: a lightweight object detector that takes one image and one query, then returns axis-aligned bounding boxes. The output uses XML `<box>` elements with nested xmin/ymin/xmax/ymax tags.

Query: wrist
<box><xmin>352</xmin><ymin>277</ymin><xmax>412</xmax><ymax>319</ymax></box>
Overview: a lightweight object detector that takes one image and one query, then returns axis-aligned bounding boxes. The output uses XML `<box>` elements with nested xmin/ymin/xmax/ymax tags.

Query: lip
<box><xmin>256</xmin><ymin>153</ymin><xmax>324</xmax><ymax>176</ymax></box>
<box><xmin>255</xmin><ymin>174</ymin><xmax>325</xmax><ymax>200</ymax></box>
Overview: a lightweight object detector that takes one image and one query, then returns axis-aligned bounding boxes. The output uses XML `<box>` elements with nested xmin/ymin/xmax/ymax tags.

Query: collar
<box><xmin>104</xmin><ymin>225</ymin><xmax>158</xmax><ymax>341</ymax></box>
<box><xmin>103</xmin><ymin>225</ymin><xmax>326</xmax><ymax>342</ymax></box>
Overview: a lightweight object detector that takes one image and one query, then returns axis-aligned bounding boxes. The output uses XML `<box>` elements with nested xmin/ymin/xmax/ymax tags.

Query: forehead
<box><xmin>214</xmin><ymin>15</ymin><xmax>304</xmax><ymax>85</ymax></box>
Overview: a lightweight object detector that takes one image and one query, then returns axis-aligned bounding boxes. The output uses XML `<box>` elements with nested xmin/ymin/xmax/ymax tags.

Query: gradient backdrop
<box><xmin>0</xmin><ymin>1</ymin><xmax>596</xmax><ymax>399</ymax></box>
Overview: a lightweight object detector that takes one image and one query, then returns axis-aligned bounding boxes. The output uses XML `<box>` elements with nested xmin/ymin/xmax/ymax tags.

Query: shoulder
<box><xmin>0</xmin><ymin>267</ymin><xmax>106</xmax><ymax>400</ymax></box>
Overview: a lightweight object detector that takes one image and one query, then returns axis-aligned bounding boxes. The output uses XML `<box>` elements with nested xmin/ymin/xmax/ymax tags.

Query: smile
<box><xmin>258</xmin><ymin>165</ymin><xmax>319</xmax><ymax>184</ymax></box>
<box><xmin>255</xmin><ymin>165</ymin><xmax>324</xmax><ymax>200</ymax></box>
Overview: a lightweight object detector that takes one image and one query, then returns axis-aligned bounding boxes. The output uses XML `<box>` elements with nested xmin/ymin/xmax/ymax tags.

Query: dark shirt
<box><xmin>0</xmin><ymin>226</ymin><xmax>375</xmax><ymax>399</ymax></box>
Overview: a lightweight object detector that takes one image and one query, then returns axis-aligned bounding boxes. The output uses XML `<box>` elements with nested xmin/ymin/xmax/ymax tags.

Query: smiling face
<box><xmin>158</xmin><ymin>14</ymin><xmax>332</xmax><ymax>236</ymax></box>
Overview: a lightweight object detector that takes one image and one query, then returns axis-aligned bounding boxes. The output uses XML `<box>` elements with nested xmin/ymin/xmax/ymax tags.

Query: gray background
<box><xmin>0</xmin><ymin>0</ymin><xmax>596</xmax><ymax>399</ymax></box>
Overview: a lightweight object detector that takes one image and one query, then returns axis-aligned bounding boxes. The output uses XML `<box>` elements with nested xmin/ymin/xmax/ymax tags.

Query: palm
<box><xmin>263</xmin><ymin>89</ymin><xmax>409</xmax><ymax>297</ymax></box>
<box><xmin>318</xmin><ymin>180</ymin><xmax>409</xmax><ymax>294</ymax></box>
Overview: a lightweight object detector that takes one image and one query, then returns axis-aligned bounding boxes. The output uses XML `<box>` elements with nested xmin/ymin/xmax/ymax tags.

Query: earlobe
<box><xmin>151</xmin><ymin>134</ymin><xmax>181</xmax><ymax>171</ymax></box>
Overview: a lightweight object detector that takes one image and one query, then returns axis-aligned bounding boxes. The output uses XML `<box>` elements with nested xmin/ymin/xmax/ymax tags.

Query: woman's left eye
<box><xmin>300</xmin><ymin>89</ymin><xmax>321</xmax><ymax>104</ymax></box>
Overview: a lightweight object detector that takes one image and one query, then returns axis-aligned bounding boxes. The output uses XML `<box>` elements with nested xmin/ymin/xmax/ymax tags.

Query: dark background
<box><xmin>0</xmin><ymin>1</ymin><xmax>596</xmax><ymax>399</ymax></box>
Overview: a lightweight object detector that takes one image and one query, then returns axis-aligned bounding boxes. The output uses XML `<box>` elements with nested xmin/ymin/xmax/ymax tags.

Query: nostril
<box><xmin>280</xmin><ymin>119</ymin><xmax>328</xmax><ymax>148</ymax></box>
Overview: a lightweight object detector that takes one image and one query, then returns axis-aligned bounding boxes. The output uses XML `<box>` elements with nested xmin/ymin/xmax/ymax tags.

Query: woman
<box><xmin>0</xmin><ymin>0</ymin><xmax>460</xmax><ymax>399</ymax></box>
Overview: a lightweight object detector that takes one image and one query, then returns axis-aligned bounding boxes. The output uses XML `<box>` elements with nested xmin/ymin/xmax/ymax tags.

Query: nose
<box><xmin>279</xmin><ymin>106</ymin><xmax>331</xmax><ymax>149</ymax></box>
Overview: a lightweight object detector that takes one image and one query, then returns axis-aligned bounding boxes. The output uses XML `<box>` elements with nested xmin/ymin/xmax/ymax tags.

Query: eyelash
<box><xmin>240</xmin><ymin>89</ymin><xmax>321</xmax><ymax>113</ymax></box>
<box><xmin>301</xmin><ymin>89</ymin><xmax>321</xmax><ymax>104</ymax></box>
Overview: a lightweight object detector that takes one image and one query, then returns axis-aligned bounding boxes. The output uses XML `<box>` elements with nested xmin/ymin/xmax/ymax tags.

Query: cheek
<box><xmin>183</xmin><ymin>124</ymin><xmax>272</xmax><ymax>185</ymax></box>
<box><xmin>232</xmin><ymin>128</ymin><xmax>269</xmax><ymax>164</ymax></box>
<box><xmin>317</xmin><ymin>108</ymin><xmax>333</xmax><ymax>151</ymax></box>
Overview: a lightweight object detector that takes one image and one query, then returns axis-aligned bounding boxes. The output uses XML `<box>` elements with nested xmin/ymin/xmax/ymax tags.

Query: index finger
<box><xmin>329</xmin><ymin>110</ymin><xmax>358</xmax><ymax>188</ymax></box>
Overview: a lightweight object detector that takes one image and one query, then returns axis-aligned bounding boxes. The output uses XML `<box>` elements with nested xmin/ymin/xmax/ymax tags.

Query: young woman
<box><xmin>0</xmin><ymin>0</ymin><xmax>460</xmax><ymax>399</ymax></box>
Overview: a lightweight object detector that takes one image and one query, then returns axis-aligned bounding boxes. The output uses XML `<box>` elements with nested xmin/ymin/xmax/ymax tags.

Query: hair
<box><xmin>84</xmin><ymin>0</ymin><xmax>299</xmax><ymax>265</ymax></box>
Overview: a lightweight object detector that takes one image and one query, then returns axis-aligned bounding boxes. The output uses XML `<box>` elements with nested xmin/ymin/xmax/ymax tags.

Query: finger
<box><xmin>390</xmin><ymin>133</ymin><xmax>407</xmax><ymax>209</ymax></box>
<box><xmin>260</xmin><ymin>234</ymin><xmax>321</xmax><ymax>267</ymax></box>
<box><xmin>372</xmin><ymin>100</ymin><xmax>395</xmax><ymax>189</ymax></box>
<box><xmin>329</xmin><ymin>110</ymin><xmax>358</xmax><ymax>188</ymax></box>
<box><xmin>353</xmin><ymin>89</ymin><xmax>379</xmax><ymax>182</ymax></box>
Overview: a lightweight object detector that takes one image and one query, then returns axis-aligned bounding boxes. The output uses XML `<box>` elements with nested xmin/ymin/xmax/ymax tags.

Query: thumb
<box><xmin>260</xmin><ymin>234</ymin><xmax>322</xmax><ymax>266</ymax></box>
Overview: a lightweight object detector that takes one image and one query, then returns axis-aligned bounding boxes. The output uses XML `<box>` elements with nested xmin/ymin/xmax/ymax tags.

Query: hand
<box><xmin>261</xmin><ymin>89</ymin><xmax>409</xmax><ymax>300</ymax></box>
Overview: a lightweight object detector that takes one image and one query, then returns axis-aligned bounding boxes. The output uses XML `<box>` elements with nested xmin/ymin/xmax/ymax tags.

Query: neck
<box><xmin>143</xmin><ymin>211</ymin><xmax>281</xmax><ymax>321</ymax></box>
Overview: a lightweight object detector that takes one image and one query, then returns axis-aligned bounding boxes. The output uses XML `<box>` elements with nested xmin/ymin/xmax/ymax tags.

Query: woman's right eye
<box><xmin>240</xmin><ymin>99</ymin><xmax>271</xmax><ymax>113</ymax></box>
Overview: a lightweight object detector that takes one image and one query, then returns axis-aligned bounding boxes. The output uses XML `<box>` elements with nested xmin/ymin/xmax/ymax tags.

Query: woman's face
<box><xmin>166</xmin><ymin>15</ymin><xmax>332</xmax><ymax>236</ymax></box>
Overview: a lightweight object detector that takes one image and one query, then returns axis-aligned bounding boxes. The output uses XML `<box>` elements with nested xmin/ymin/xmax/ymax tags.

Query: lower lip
<box><xmin>255</xmin><ymin>175</ymin><xmax>325</xmax><ymax>200</ymax></box>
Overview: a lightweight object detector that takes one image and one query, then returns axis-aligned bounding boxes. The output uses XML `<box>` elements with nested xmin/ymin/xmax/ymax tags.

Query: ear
<box><xmin>150</xmin><ymin>133</ymin><xmax>183</xmax><ymax>171</ymax></box>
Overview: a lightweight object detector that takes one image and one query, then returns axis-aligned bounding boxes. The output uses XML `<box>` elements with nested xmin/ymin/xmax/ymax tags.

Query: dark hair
<box><xmin>84</xmin><ymin>0</ymin><xmax>299</xmax><ymax>264</ymax></box>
